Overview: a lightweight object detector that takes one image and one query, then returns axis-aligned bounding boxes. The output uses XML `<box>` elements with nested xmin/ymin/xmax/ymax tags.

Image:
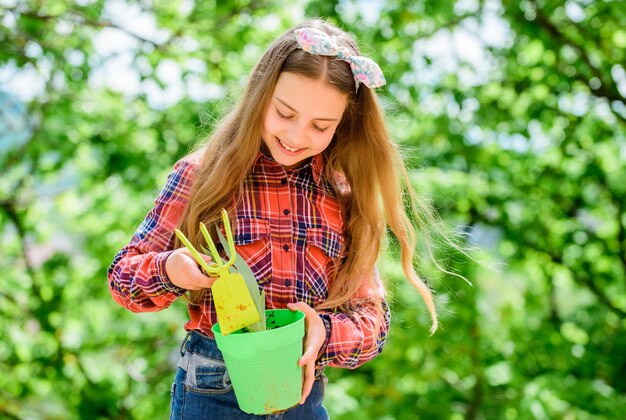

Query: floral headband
<box><xmin>294</xmin><ymin>27</ymin><xmax>386</xmax><ymax>90</ymax></box>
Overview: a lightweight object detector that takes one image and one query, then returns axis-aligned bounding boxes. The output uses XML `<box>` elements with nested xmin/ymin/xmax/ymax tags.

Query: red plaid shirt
<box><xmin>108</xmin><ymin>151</ymin><xmax>390</xmax><ymax>368</ymax></box>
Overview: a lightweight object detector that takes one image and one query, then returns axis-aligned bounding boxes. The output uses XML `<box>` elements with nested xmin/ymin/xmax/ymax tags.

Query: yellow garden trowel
<box><xmin>175</xmin><ymin>209</ymin><xmax>265</xmax><ymax>335</ymax></box>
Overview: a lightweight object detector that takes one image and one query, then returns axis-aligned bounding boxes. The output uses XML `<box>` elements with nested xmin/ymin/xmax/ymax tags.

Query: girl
<box><xmin>108</xmin><ymin>18</ymin><xmax>438</xmax><ymax>419</ymax></box>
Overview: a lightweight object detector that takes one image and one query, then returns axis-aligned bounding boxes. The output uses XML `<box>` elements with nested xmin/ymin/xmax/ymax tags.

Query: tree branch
<box><xmin>0</xmin><ymin>199</ymin><xmax>37</xmax><ymax>281</ymax></box>
<box><xmin>467</xmin><ymin>203</ymin><xmax>626</xmax><ymax>318</ymax></box>
<box><xmin>617</xmin><ymin>199</ymin><xmax>626</xmax><ymax>287</ymax></box>
<box><xmin>9</xmin><ymin>7</ymin><xmax>164</xmax><ymax>48</ymax></box>
<box><xmin>531</xmin><ymin>0</ymin><xmax>626</xmax><ymax>126</ymax></box>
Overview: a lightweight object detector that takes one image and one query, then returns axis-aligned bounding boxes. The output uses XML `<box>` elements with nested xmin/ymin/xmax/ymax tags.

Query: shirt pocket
<box><xmin>228</xmin><ymin>217</ymin><xmax>272</xmax><ymax>286</ymax></box>
<box><xmin>302</xmin><ymin>226</ymin><xmax>346</xmax><ymax>304</ymax></box>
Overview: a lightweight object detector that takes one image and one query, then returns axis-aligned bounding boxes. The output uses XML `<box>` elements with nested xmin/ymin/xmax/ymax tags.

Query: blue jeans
<box><xmin>169</xmin><ymin>330</ymin><xmax>329</xmax><ymax>420</ymax></box>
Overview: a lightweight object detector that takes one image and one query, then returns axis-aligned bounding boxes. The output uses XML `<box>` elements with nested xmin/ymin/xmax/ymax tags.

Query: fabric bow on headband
<box><xmin>294</xmin><ymin>28</ymin><xmax>386</xmax><ymax>90</ymax></box>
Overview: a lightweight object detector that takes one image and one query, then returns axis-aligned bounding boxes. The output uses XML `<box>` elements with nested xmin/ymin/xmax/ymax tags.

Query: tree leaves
<box><xmin>1</xmin><ymin>0</ymin><xmax>625</xmax><ymax>418</ymax></box>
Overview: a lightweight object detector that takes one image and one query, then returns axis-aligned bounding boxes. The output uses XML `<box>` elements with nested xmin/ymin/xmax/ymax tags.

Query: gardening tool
<box><xmin>174</xmin><ymin>209</ymin><xmax>264</xmax><ymax>335</ymax></box>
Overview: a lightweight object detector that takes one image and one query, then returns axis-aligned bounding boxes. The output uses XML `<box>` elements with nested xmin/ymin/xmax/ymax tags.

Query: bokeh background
<box><xmin>2</xmin><ymin>0</ymin><xmax>625</xmax><ymax>418</ymax></box>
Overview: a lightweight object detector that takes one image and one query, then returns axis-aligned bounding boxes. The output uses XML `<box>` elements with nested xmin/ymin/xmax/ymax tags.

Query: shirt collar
<box><xmin>254</xmin><ymin>148</ymin><xmax>324</xmax><ymax>185</ymax></box>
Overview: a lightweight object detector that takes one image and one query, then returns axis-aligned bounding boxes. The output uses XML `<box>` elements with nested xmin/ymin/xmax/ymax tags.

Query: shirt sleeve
<box><xmin>316</xmin><ymin>267</ymin><xmax>391</xmax><ymax>369</ymax></box>
<box><xmin>107</xmin><ymin>158</ymin><xmax>198</xmax><ymax>312</ymax></box>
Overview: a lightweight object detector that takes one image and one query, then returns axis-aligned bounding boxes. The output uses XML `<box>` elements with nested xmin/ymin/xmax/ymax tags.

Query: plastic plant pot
<box><xmin>211</xmin><ymin>309</ymin><xmax>305</xmax><ymax>415</ymax></box>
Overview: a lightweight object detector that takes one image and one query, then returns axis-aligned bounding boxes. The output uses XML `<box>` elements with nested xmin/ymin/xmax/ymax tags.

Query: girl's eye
<box><xmin>276</xmin><ymin>108</ymin><xmax>329</xmax><ymax>133</ymax></box>
<box><xmin>276</xmin><ymin>109</ymin><xmax>292</xmax><ymax>120</ymax></box>
<box><xmin>313</xmin><ymin>125</ymin><xmax>329</xmax><ymax>133</ymax></box>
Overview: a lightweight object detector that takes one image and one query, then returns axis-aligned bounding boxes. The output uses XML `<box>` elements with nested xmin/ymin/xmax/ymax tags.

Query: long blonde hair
<box><xmin>176</xmin><ymin>18</ymin><xmax>439</xmax><ymax>332</ymax></box>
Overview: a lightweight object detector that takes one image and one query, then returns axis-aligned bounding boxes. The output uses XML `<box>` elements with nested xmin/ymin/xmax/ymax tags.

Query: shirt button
<box><xmin>284</xmin><ymin>279</ymin><xmax>292</xmax><ymax>287</ymax></box>
<box><xmin>283</xmin><ymin>209</ymin><xmax>290</xmax><ymax>216</ymax></box>
<box><xmin>283</xmin><ymin>244</ymin><xmax>290</xmax><ymax>251</ymax></box>
<box><xmin>281</xmin><ymin>178</ymin><xmax>287</xmax><ymax>185</ymax></box>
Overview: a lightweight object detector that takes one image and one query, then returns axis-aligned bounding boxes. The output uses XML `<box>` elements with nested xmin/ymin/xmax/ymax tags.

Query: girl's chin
<box><xmin>277</xmin><ymin>158</ymin><xmax>304</xmax><ymax>170</ymax></box>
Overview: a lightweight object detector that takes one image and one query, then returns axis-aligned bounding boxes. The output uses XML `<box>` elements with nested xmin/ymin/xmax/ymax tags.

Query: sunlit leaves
<box><xmin>1</xmin><ymin>0</ymin><xmax>625</xmax><ymax>418</ymax></box>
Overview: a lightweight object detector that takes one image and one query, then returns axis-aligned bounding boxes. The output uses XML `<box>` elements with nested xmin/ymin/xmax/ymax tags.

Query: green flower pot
<box><xmin>211</xmin><ymin>309</ymin><xmax>305</xmax><ymax>414</ymax></box>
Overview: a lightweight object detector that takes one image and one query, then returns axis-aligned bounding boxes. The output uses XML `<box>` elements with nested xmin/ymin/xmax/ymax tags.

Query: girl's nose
<box><xmin>286</xmin><ymin>123</ymin><xmax>308</xmax><ymax>146</ymax></box>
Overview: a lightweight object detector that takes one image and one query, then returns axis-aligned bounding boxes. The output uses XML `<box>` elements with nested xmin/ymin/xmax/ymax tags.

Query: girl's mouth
<box><xmin>276</xmin><ymin>137</ymin><xmax>304</xmax><ymax>154</ymax></box>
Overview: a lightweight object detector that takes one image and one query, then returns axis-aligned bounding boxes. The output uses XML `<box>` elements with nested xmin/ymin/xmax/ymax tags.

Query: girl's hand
<box><xmin>287</xmin><ymin>301</ymin><xmax>326</xmax><ymax>404</ymax></box>
<box><xmin>165</xmin><ymin>248</ymin><xmax>216</xmax><ymax>290</ymax></box>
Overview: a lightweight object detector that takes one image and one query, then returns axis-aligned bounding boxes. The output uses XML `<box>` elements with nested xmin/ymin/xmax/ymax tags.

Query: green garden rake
<box><xmin>174</xmin><ymin>209</ymin><xmax>265</xmax><ymax>335</ymax></box>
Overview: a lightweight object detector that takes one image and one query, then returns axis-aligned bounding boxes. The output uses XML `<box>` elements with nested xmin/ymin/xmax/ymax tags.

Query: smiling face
<box><xmin>261</xmin><ymin>72</ymin><xmax>349</xmax><ymax>170</ymax></box>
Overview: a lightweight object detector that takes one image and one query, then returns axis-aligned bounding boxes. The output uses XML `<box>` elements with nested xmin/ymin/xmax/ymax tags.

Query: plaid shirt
<box><xmin>108</xmin><ymin>151</ymin><xmax>390</xmax><ymax>369</ymax></box>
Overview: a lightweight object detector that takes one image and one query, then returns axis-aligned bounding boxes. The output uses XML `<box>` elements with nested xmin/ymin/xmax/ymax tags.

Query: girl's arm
<box><xmin>317</xmin><ymin>268</ymin><xmax>391</xmax><ymax>369</ymax></box>
<box><xmin>287</xmin><ymin>270</ymin><xmax>389</xmax><ymax>403</ymax></box>
<box><xmin>107</xmin><ymin>159</ymin><xmax>197</xmax><ymax>312</ymax></box>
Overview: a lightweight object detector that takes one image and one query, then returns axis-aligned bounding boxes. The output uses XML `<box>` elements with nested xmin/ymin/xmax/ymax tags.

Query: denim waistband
<box><xmin>179</xmin><ymin>329</ymin><xmax>224</xmax><ymax>361</ymax></box>
<box><xmin>178</xmin><ymin>329</ymin><xmax>325</xmax><ymax>380</ymax></box>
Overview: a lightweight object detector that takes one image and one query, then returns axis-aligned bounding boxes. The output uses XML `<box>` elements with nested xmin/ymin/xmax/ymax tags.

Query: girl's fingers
<box><xmin>179</xmin><ymin>248</ymin><xmax>213</xmax><ymax>263</ymax></box>
<box><xmin>287</xmin><ymin>301</ymin><xmax>326</xmax><ymax>404</ymax></box>
<box><xmin>300</xmin><ymin>359</ymin><xmax>315</xmax><ymax>404</ymax></box>
<box><xmin>166</xmin><ymin>248</ymin><xmax>217</xmax><ymax>290</ymax></box>
<box><xmin>287</xmin><ymin>301</ymin><xmax>326</xmax><ymax>365</ymax></box>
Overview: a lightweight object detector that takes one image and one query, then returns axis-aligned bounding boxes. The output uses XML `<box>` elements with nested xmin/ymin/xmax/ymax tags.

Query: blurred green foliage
<box><xmin>1</xmin><ymin>0</ymin><xmax>625</xmax><ymax>418</ymax></box>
